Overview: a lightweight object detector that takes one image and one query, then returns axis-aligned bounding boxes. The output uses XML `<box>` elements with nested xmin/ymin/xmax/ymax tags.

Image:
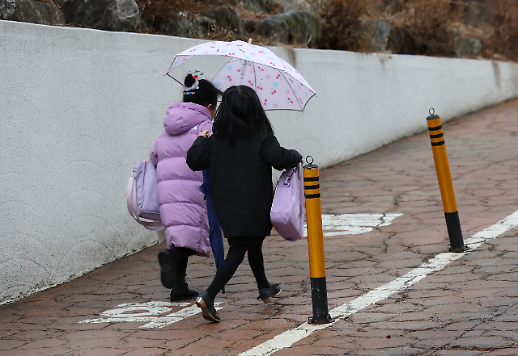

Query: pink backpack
<box><xmin>126</xmin><ymin>160</ymin><xmax>165</xmax><ymax>231</ymax></box>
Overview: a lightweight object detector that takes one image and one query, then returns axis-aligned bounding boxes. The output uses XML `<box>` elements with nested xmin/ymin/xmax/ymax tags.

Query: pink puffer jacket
<box><xmin>150</xmin><ymin>102</ymin><xmax>213</xmax><ymax>257</ymax></box>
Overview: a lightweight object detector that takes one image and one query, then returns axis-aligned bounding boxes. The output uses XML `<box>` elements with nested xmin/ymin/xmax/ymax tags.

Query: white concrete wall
<box><xmin>1</xmin><ymin>20</ymin><xmax>518</xmax><ymax>305</ymax></box>
<box><xmin>269</xmin><ymin>49</ymin><xmax>518</xmax><ymax>168</ymax></box>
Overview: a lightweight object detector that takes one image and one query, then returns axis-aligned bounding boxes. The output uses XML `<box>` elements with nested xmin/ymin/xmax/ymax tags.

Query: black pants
<box><xmin>206</xmin><ymin>240</ymin><xmax>270</xmax><ymax>299</ymax></box>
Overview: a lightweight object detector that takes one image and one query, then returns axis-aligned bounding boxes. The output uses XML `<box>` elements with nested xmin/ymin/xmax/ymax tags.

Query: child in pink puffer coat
<box><xmin>150</xmin><ymin>74</ymin><xmax>220</xmax><ymax>301</ymax></box>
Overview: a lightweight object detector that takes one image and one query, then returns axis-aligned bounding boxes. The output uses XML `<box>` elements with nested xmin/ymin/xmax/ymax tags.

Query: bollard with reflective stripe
<box><xmin>303</xmin><ymin>157</ymin><xmax>333</xmax><ymax>324</ymax></box>
<box><xmin>427</xmin><ymin>108</ymin><xmax>465</xmax><ymax>252</ymax></box>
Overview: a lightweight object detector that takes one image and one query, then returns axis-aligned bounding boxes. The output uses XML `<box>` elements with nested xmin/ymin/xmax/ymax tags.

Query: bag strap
<box><xmin>126</xmin><ymin>177</ymin><xmax>164</xmax><ymax>231</ymax></box>
<box><xmin>283</xmin><ymin>168</ymin><xmax>294</xmax><ymax>186</ymax></box>
<box><xmin>127</xmin><ymin>176</ymin><xmax>136</xmax><ymax>218</ymax></box>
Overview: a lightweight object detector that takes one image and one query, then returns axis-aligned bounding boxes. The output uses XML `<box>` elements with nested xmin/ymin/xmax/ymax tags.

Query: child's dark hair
<box><xmin>213</xmin><ymin>85</ymin><xmax>274</xmax><ymax>145</ymax></box>
<box><xmin>183</xmin><ymin>74</ymin><xmax>221</xmax><ymax>107</ymax></box>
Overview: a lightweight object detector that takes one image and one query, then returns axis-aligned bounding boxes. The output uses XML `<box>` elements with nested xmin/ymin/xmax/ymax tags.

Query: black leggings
<box><xmin>206</xmin><ymin>241</ymin><xmax>270</xmax><ymax>299</ymax></box>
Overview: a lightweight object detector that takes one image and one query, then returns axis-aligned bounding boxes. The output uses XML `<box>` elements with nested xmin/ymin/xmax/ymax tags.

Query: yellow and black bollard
<box><xmin>303</xmin><ymin>157</ymin><xmax>333</xmax><ymax>324</ymax></box>
<box><xmin>426</xmin><ymin>108</ymin><xmax>465</xmax><ymax>252</ymax></box>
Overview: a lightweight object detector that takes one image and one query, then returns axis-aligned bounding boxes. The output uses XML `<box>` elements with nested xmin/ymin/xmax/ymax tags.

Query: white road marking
<box><xmin>79</xmin><ymin>213</ymin><xmax>401</xmax><ymax>329</ymax></box>
<box><xmin>239</xmin><ymin>210</ymin><xmax>518</xmax><ymax>356</ymax></box>
<box><xmin>79</xmin><ymin>301</ymin><xmax>223</xmax><ymax>329</ymax></box>
<box><xmin>304</xmin><ymin>213</ymin><xmax>403</xmax><ymax>237</ymax></box>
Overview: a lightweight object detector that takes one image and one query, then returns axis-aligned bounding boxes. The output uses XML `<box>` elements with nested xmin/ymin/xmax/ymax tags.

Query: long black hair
<box><xmin>182</xmin><ymin>74</ymin><xmax>221</xmax><ymax>107</ymax></box>
<box><xmin>213</xmin><ymin>85</ymin><xmax>274</xmax><ymax>145</ymax></box>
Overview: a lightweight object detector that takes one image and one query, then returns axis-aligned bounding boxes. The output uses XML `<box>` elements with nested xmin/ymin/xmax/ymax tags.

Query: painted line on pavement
<box><xmin>79</xmin><ymin>301</ymin><xmax>224</xmax><ymax>328</ymax></box>
<box><xmin>304</xmin><ymin>213</ymin><xmax>403</xmax><ymax>237</ymax></box>
<box><xmin>239</xmin><ymin>210</ymin><xmax>518</xmax><ymax>356</ymax></box>
<box><xmin>78</xmin><ymin>213</ymin><xmax>402</xmax><ymax>329</ymax></box>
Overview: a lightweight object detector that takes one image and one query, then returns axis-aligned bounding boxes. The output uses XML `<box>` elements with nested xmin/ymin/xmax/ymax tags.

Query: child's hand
<box><xmin>199</xmin><ymin>130</ymin><xmax>210</xmax><ymax>138</ymax></box>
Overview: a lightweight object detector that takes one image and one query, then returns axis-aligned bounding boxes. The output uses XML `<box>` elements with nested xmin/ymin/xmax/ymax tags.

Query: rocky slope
<box><xmin>1</xmin><ymin>0</ymin><xmax>515</xmax><ymax>61</ymax></box>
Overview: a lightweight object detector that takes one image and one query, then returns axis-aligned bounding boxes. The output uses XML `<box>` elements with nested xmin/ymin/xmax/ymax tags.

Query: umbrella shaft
<box><xmin>239</xmin><ymin>60</ymin><xmax>248</xmax><ymax>85</ymax></box>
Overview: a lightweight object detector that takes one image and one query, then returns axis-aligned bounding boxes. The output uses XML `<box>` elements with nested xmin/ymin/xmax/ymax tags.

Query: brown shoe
<box><xmin>196</xmin><ymin>290</ymin><xmax>220</xmax><ymax>322</ymax></box>
<box><xmin>258</xmin><ymin>284</ymin><xmax>281</xmax><ymax>303</ymax></box>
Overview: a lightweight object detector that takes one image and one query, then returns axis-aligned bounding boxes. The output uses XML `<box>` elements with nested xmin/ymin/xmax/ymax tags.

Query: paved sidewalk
<box><xmin>1</xmin><ymin>99</ymin><xmax>518</xmax><ymax>356</ymax></box>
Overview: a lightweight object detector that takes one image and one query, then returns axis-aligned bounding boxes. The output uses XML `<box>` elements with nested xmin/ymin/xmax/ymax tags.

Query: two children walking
<box><xmin>151</xmin><ymin>76</ymin><xmax>301</xmax><ymax>322</ymax></box>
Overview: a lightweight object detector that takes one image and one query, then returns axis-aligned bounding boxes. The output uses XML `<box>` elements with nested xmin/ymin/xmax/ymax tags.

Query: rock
<box><xmin>281</xmin><ymin>11</ymin><xmax>320</xmax><ymax>47</ymax></box>
<box><xmin>258</xmin><ymin>15</ymin><xmax>289</xmax><ymax>43</ymax></box>
<box><xmin>204</xmin><ymin>6</ymin><xmax>244</xmax><ymax>35</ymax></box>
<box><xmin>239</xmin><ymin>0</ymin><xmax>266</xmax><ymax>13</ymax></box>
<box><xmin>0</xmin><ymin>0</ymin><xmax>65</xmax><ymax>25</ymax></box>
<box><xmin>244</xmin><ymin>19</ymin><xmax>258</xmax><ymax>34</ymax></box>
<box><xmin>53</xmin><ymin>0</ymin><xmax>138</xmax><ymax>32</ymax></box>
<box><xmin>461</xmin><ymin>0</ymin><xmax>493</xmax><ymax>27</ymax></box>
<box><xmin>159</xmin><ymin>13</ymin><xmax>215</xmax><ymax>38</ymax></box>
<box><xmin>370</xmin><ymin>21</ymin><xmax>392</xmax><ymax>52</ymax></box>
<box><xmin>159</xmin><ymin>14</ymin><xmax>191</xmax><ymax>38</ymax></box>
<box><xmin>0</xmin><ymin>0</ymin><xmax>15</xmax><ymax>19</ymax></box>
<box><xmin>267</xmin><ymin>0</ymin><xmax>313</xmax><ymax>13</ymax></box>
<box><xmin>196</xmin><ymin>15</ymin><xmax>217</xmax><ymax>35</ymax></box>
<box><xmin>452</xmin><ymin>31</ymin><xmax>482</xmax><ymax>58</ymax></box>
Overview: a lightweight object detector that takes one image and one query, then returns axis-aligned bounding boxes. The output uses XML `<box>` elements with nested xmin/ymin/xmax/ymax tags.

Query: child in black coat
<box><xmin>187</xmin><ymin>85</ymin><xmax>302</xmax><ymax>322</ymax></box>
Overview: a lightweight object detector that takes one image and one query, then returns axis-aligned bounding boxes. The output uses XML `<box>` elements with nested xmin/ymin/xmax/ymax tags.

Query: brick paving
<box><xmin>1</xmin><ymin>98</ymin><xmax>518</xmax><ymax>355</ymax></box>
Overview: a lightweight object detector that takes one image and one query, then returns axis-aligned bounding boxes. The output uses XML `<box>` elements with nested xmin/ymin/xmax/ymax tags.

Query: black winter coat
<box><xmin>187</xmin><ymin>133</ymin><xmax>302</xmax><ymax>239</ymax></box>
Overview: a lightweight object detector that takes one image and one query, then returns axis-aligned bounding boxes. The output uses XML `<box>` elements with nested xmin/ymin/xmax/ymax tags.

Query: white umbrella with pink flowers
<box><xmin>165</xmin><ymin>40</ymin><xmax>316</xmax><ymax>111</ymax></box>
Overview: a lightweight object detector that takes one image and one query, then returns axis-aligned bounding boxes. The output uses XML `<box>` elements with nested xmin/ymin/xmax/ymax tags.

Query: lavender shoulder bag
<box><xmin>270</xmin><ymin>162</ymin><xmax>305</xmax><ymax>241</ymax></box>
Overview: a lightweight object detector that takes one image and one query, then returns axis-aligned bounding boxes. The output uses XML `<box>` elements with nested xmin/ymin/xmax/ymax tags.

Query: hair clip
<box><xmin>184</xmin><ymin>91</ymin><xmax>196</xmax><ymax>95</ymax></box>
<box><xmin>183</xmin><ymin>78</ymin><xmax>200</xmax><ymax>92</ymax></box>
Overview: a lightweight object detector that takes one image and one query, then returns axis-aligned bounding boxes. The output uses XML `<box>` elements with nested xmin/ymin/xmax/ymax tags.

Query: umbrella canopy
<box><xmin>166</xmin><ymin>40</ymin><xmax>316</xmax><ymax>111</ymax></box>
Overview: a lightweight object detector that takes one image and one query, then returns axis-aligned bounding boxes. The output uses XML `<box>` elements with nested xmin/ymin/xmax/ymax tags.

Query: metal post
<box><xmin>303</xmin><ymin>157</ymin><xmax>333</xmax><ymax>324</ymax></box>
<box><xmin>426</xmin><ymin>108</ymin><xmax>466</xmax><ymax>252</ymax></box>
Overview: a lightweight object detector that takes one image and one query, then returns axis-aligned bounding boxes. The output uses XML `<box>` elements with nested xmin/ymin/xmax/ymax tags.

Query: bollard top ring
<box><xmin>427</xmin><ymin>107</ymin><xmax>440</xmax><ymax>120</ymax></box>
<box><xmin>304</xmin><ymin>155</ymin><xmax>318</xmax><ymax>169</ymax></box>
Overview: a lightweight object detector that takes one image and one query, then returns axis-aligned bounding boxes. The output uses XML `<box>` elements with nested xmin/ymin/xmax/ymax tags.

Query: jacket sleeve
<box><xmin>187</xmin><ymin>136</ymin><xmax>211</xmax><ymax>171</ymax></box>
<box><xmin>149</xmin><ymin>136</ymin><xmax>160</xmax><ymax>167</ymax></box>
<box><xmin>197</xmin><ymin>120</ymin><xmax>214</xmax><ymax>136</ymax></box>
<box><xmin>260</xmin><ymin>136</ymin><xmax>302</xmax><ymax>171</ymax></box>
